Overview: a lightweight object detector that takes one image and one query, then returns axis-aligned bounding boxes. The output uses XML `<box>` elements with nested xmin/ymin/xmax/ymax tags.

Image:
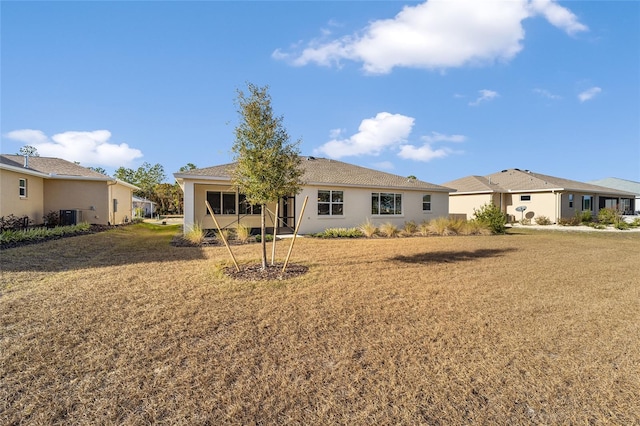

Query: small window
<box><xmin>318</xmin><ymin>190</ymin><xmax>344</xmax><ymax>216</ymax></box>
<box><xmin>372</xmin><ymin>192</ymin><xmax>402</xmax><ymax>215</ymax></box>
<box><xmin>520</xmin><ymin>195</ymin><xmax>531</xmax><ymax>201</ymax></box>
<box><xmin>582</xmin><ymin>195</ymin><xmax>593</xmax><ymax>211</ymax></box>
<box><xmin>19</xmin><ymin>178</ymin><xmax>27</xmax><ymax>197</ymax></box>
<box><xmin>422</xmin><ymin>194</ymin><xmax>432</xmax><ymax>211</ymax></box>
<box><xmin>568</xmin><ymin>194</ymin><xmax>574</xmax><ymax>208</ymax></box>
<box><xmin>113</xmin><ymin>199</ymin><xmax>118</xmax><ymax>213</ymax></box>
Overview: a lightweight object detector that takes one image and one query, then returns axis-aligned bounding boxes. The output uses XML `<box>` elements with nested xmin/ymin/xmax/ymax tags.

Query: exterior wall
<box><xmin>109</xmin><ymin>183</ymin><xmax>135</xmax><ymax>224</ymax></box>
<box><xmin>43</xmin><ymin>180</ymin><xmax>110</xmax><ymax>225</ymax></box>
<box><xmin>448</xmin><ymin>193</ymin><xmax>494</xmax><ymax>221</ymax></box>
<box><xmin>507</xmin><ymin>192</ymin><xmax>559</xmax><ymax>223</ymax></box>
<box><xmin>296</xmin><ymin>185</ymin><xmax>450</xmax><ymax>235</ymax></box>
<box><xmin>0</xmin><ymin>169</ymin><xmax>45</xmax><ymax>222</ymax></box>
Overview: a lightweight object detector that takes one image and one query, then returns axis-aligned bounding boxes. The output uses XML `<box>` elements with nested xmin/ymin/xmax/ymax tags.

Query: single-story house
<box><xmin>132</xmin><ymin>196</ymin><xmax>156</xmax><ymax>218</ymax></box>
<box><xmin>1</xmin><ymin>154</ymin><xmax>138</xmax><ymax>226</ymax></box>
<box><xmin>587</xmin><ymin>177</ymin><xmax>640</xmax><ymax>215</ymax></box>
<box><xmin>174</xmin><ymin>156</ymin><xmax>453</xmax><ymax>235</ymax></box>
<box><xmin>442</xmin><ymin>168</ymin><xmax>637</xmax><ymax>223</ymax></box>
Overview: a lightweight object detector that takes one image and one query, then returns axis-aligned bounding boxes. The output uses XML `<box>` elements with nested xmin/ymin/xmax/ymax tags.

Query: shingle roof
<box><xmin>443</xmin><ymin>168</ymin><xmax>635</xmax><ymax>196</ymax></box>
<box><xmin>1</xmin><ymin>154</ymin><xmax>110</xmax><ymax>179</ymax></box>
<box><xmin>175</xmin><ymin>156</ymin><xmax>453</xmax><ymax>192</ymax></box>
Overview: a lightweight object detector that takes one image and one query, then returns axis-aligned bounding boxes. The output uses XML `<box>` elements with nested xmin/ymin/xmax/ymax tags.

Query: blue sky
<box><xmin>2</xmin><ymin>1</ymin><xmax>639</xmax><ymax>185</ymax></box>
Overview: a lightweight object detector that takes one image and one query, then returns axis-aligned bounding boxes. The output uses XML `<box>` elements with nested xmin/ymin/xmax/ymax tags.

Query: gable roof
<box><xmin>443</xmin><ymin>168</ymin><xmax>635</xmax><ymax>197</ymax></box>
<box><xmin>175</xmin><ymin>156</ymin><xmax>453</xmax><ymax>192</ymax></box>
<box><xmin>587</xmin><ymin>177</ymin><xmax>640</xmax><ymax>196</ymax></box>
<box><xmin>0</xmin><ymin>154</ymin><xmax>138</xmax><ymax>189</ymax></box>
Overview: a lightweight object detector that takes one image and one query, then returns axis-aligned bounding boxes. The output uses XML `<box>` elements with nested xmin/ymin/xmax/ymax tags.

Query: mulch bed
<box><xmin>224</xmin><ymin>263</ymin><xmax>309</xmax><ymax>281</ymax></box>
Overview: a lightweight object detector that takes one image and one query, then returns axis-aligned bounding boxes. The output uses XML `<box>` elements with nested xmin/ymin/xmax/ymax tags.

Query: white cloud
<box><xmin>314</xmin><ymin>112</ymin><xmax>414</xmax><ymax>158</ymax></box>
<box><xmin>274</xmin><ymin>0</ymin><xmax>587</xmax><ymax>74</ymax></box>
<box><xmin>469</xmin><ymin>89</ymin><xmax>499</xmax><ymax>106</ymax></box>
<box><xmin>533</xmin><ymin>88</ymin><xmax>562</xmax><ymax>100</ymax></box>
<box><xmin>4</xmin><ymin>129</ymin><xmax>49</xmax><ymax>145</ymax></box>
<box><xmin>4</xmin><ymin>129</ymin><xmax>143</xmax><ymax>167</ymax></box>
<box><xmin>578</xmin><ymin>86</ymin><xmax>601</xmax><ymax>102</ymax></box>
<box><xmin>528</xmin><ymin>0</ymin><xmax>588</xmax><ymax>36</ymax></box>
<box><xmin>398</xmin><ymin>131</ymin><xmax>465</xmax><ymax>162</ymax></box>
<box><xmin>398</xmin><ymin>144</ymin><xmax>451</xmax><ymax>162</ymax></box>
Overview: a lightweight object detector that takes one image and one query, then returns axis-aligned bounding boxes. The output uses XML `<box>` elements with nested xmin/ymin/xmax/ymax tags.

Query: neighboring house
<box><xmin>132</xmin><ymin>196</ymin><xmax>156</xmax><ymax>218</ymax></box>
<box><xmin>174</xmin><ymin>156</ymin><xmax>453</xmax><ymax>235</ymax></box>
<box><xmin>1</xmin><ymin>154</ymin><xmax>138</xmax><ymax>225</ymax></box>
<box><xmin>443</xmin><ymin>168</ymin><xmax>636</xmax><ymax>223</ymax></box>
<box><xmin>587</xmin><ymin>177</ymin><xmax>640</xmax><ymax>215</ymax></box>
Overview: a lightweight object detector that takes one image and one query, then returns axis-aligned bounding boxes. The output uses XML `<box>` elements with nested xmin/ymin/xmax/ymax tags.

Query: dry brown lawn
<box><xmin>1</xmin><ymin>224</ymin><xmax>639</xmax><ymax>425</ymax></box>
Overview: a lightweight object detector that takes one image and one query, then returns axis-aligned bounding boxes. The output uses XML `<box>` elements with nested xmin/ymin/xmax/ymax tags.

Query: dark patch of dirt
<box><xmin>224</xmin><ymin>263</ymin><xmax>309</xmax><ymax>281</ymax></box>
<box><xmin>0</xmin><ymin>224</ymin><xmax>117</xmax><ymax>251</ymax></box>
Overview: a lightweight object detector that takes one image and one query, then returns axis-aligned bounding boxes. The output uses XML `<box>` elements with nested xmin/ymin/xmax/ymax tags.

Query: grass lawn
<box><xmin>1</xmin><ymin>223</ymin><xmax>639</xmax><ymax>424</ymax></box>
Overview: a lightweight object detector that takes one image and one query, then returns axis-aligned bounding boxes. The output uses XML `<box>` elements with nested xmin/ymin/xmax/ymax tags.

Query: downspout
<box><xmin>108</xmin><ymin>180</ymin><xmax>118</xmax><ymax>225</ymax></box>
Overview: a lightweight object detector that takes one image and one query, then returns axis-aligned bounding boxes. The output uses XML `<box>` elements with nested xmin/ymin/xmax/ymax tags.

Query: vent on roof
<box><xmin>307</xmin><ymin>156</ymin><xmax>316</xmax><ymax>160</ymax></box>
<box><xmin>501</xmin><ymin>169</ymin><xmax>508</xmax><ymax>173</ymax></box>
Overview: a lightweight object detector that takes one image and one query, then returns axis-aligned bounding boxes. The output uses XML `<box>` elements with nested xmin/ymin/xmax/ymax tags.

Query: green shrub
<box><xmin>614</xmin><ymin>221</ymin><xmax>630</xmax><ymax>230</ymax></box>
<box><xmin>0</xmin><ymin>222</ymin><xmax>91</xmax><ymax>245</ymax></box>
<box><xmin>472</xmin><ymin>203</ymin><xmax>506</xmax><ymax>234</ymax></box>
<box><xmin>0</xmin><ymin>214</ymin><xmax>31</xmax><ymax>232</ymax></box>
<box><xmin>559</xmin><ymin>216</ymin><xmax>580</xmax><ymax>226</ymax></box>
<box><xmin>255</xmin><ymin>234</ymin><xmax>274</xmax><ymax>243</ymax></box>
<box><xmin>315</xmin><ymin>227</ymin><xmax>363</xmax><ymax>238</ymax></box>
<box><xmin>43</xmin><ymin>211</ymin><xmax>60</xmax><ymax>228</ymax></box>
<box><xmin>579</xmin><ymin>210</ymin><xmax>593</xmax><ymax>223</ymax></box>
<box><xmin>597</xmin><ymin>208</ymin><xmax>622</xmax><ymax>225</ymax></box>
<box><xmin>631</xmin><ymin>218</ymin><xmax>640</xmax><ymax>228</ymax></box>
<box><xmin>534</xmin><ymin>216</ymin><xmax>552</xmax><ymax>225</ymax></box>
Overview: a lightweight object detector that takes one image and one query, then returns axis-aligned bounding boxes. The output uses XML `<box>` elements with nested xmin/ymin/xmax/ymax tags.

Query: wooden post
<box><xmin>205</xmin><ymin>200</ymin><xmax>240</xmax><ymax>272</ymax></box>
<box><xmin>271</xmin><ymin>202</ymin><xmax>279</xmax><ymax>266</ymax></box>
<box><xmin>282</xmin><ymin>196</ymin><xmax>308</xmax><ymax>273</ymax></box>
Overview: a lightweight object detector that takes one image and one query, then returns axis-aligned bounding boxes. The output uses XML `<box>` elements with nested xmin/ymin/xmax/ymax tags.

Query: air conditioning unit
<box><xmin>60</xmin><ymin>209</ymin><xmax>83</xmax><ymax>226</ymax></box>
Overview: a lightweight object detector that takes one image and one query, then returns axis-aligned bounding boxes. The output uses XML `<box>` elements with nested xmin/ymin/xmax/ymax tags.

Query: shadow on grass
<box><xmin>0</xmin><ymin>224</ymin><xmax>208</xmax><ymax>273</ymax></box>
<box><xmin>390</xmin><ymin>248</ymin><xmax>518</xmax><ymax>264</ymax></box>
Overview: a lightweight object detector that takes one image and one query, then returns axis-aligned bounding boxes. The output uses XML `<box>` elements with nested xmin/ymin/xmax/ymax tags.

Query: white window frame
<box><xmin>422</xmin><ymin>194</ymin><xmax>432</xmax><ymax>212</ymax></box>
<box><xmin>317</xmin><ymin>190</ymin><xmax>344</xmax><ymax>216</ymax></box>
<box><xmin>19</xmin><ymin>178</ymin><xmax>27</xmax><ymax>198</ymax></box>
<box><xmin>372</xmin><ymin>192</ymin><xmax>402</xmax><ymax>216</ymax></box>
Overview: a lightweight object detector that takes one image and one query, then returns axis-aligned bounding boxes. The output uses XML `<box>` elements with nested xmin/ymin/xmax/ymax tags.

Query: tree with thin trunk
<box><xmin>231</xmin><ymin>83</ymin><xmax>303</xmax><ymax>269</ymax></box>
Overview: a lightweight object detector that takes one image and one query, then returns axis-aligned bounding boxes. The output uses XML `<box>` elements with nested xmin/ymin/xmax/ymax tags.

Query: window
<box><xmin>19</xmin><ymin>178</ymin><xmax>27</xmax><ymax>197</ymax></box>
<box><xmin>113</xmin><ymin>199</ymin><xmax>118</xmax><ymax>213</ymax></box>
<box><xmin>318</xmin><ymin>190</ymin><xmax>344</xmax><ymax>216</ymax></box>
<box><xmin>206</xmin><ymin>191</ymin><xmax>236</xmax><ymax>215</ymax></box>
<box><xmin>582</xmin><ymin>195</ymin><xmax>593</xmax><ymax>211</ymax></box>
<box><xmin>239</xmin><ymin>194</ymin><xmax>262</xmax><ymax>215</ymax></box>
<box><xmin>568</xmin><ymin>194</ymin><xmax>574</xmax><ymax>208</ymax></box>
<box><xmin>372</xmin><ymin>192</ymin><xmax>402</xmax><ymax>215</ymax></box>
<box><xmin>422</xmin><ymin>194</ymin><xmax>432</xmax><ymax>211</ymax></box>
<box><xmin>520</xmin><ymin>195</ymin><xmax>531</xmax><ymax>201</ymax></box>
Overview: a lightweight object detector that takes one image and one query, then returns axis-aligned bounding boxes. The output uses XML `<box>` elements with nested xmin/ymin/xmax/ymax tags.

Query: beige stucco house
<box><xmin>174</xmin><ymin>156</ymin><xmax>453</xmax><ymax>235</ymax></box>
<box><xmin>443</xmin><ymin>168</ymin><xmax>637</xmax><ymax>223</ymax></box>
<box><xmin>1</xmin><ymin>154</ymin><xmax>138</xmax><ymax>226</ymax></box>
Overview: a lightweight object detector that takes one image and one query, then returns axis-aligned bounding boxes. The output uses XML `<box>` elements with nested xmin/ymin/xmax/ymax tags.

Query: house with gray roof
<box><xmin>174</xmin><ymin>156</ymin><xmax>453</xmax><ymax>235</ymax></box>
<box><xmin>443</xmin><ymin>168</ymin><xmax>636</xmax><ymax>223</ymax></box>
<box><xmin>588</xmin><ymin>177</ymin><xmax>640</xmax><ymax>214</ymax></box>
<box><xmin>1</xmin><ymin>154</ymin><xmax>138</xmax><ymax>226</ymax></box>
